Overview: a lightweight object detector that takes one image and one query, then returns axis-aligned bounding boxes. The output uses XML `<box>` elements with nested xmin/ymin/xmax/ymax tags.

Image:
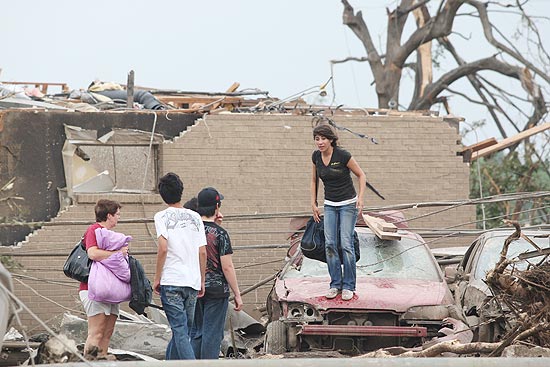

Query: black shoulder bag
<box><xmin>63</xmin><ymin>237</ymin><xmax>92</xmax><ymax>283</ymax></box>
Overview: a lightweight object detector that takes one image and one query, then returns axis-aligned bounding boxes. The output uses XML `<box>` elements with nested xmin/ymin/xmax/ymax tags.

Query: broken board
<box><xmin>362</xmin><ymin>214</ymin><xmax>401</xmax><ymax>240</ymax></box>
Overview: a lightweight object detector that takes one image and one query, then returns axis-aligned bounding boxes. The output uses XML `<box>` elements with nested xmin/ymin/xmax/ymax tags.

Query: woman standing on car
<box><xmin>311</xmin><ymin>123</ymin><xmax>366</xmax><ymax>301</ymax></box>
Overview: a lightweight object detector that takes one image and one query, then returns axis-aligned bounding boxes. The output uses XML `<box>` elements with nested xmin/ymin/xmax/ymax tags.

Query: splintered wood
<box><xmin>362</xmin><ymin>214</ymin><xmax>401</xmax><ymax>240</ymax></box>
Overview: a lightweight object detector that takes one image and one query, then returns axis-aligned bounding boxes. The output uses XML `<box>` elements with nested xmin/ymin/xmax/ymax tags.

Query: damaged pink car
<box><xmin>265</xmin><ymin>218</ymin><xmax>455</xmax><ymax>354</ymax></box>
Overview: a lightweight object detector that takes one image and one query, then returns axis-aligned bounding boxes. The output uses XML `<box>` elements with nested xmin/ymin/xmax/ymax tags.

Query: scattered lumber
<box><xmin>471</xmin><ymin>122</ymin><xmax>550</xmax><ymax>160</ymax></box>
<box><xmin>156</xmin><ymin>82</ymin><xmax>242</xmax><ymax>110</ymax></box>
<box><xmin>210</xmin><ymin>82</ymin><xmax>240</xmax><ymax>111</ymax></box>
<box><xmin>375</xmin><ymin>220</ymin><xmax>398</xmax><ymax>233</ymax></box>
<box><xmin>0</xmin><ymin>81</ymin><xmax>69</xmax><ymax>94</ymax></box>
<box><xmin>362</xmin><ymin>214</ymin><xmax>401</xmax><ymax>240</ymax></box>
<box><xmin>460</xmin><ymin>137</ymin><xmax>498</xmax><ymax>154</ymax></box>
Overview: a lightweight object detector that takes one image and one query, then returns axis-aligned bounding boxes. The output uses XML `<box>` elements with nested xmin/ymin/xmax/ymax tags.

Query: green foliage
<box><xmin>470</xmin><ymin>151</ymin><xmax>550</xmax><ymax>229</ymax></box>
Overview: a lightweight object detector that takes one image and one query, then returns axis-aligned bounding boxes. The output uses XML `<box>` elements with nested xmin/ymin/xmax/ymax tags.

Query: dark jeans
<box><xmin>160</xmin><ymin>285</ymin><xmax>198</xmax><ymax>360</ymax></box>
<box><xmin>324</xmin><ymin>203</ymin><xmax>358</xmax><ymax>291</ymax></box>
<box><xmin>190</xmin><ymin>296</ymin><xmax>229</xmax><ymax>359</ymax></box>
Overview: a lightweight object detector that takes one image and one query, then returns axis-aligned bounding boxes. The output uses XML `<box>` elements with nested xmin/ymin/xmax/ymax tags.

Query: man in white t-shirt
<box><xmin>153</xmin><ymin>172</ymin><xmax>207</xmax><ymax>360</ymax></box>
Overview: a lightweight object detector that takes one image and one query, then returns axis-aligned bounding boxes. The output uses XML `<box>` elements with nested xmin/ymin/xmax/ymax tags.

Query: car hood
<box><xmin>278</xmin><ymin>276</ymin><xmax>450</xmax><ymax>313</ymax></box>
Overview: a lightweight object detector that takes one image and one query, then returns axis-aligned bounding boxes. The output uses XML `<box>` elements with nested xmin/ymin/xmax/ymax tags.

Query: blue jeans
<box><xmin>324</xmin><ymin>203</ymin><xmax>358</xmax><ymax>291</ymax></box>
<box><xmin>160</xmin><ymin>285</ymin><xmax>198</xmax><ymax>360</ymax></box>
<box><xmin>190</xmin><ymin>296</ymin><xmax>229</xmax><ymax>359</ymax></box>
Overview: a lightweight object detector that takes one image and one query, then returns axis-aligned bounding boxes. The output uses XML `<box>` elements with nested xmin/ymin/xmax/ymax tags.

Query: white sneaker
<box><xmin>325</xmin><ymin>288</ymin><xmax>339</xmax><ymax>299</ymax></box>
<box><xmin>342</xmin><ymin>289</ymin><xmax>354</xmax><ymax>301</ymax></box>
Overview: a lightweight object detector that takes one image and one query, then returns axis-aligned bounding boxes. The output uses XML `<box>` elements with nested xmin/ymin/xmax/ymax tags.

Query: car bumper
<box><xmin>298</xmin><ymin>324</ymin><xmax>427</xmax><ymax>337</ymax></box>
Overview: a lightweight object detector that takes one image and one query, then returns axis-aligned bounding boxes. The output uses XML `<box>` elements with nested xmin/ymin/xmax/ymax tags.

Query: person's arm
<box><xmin>87</xmin><ymin>246</ymin><xmax>128</xmax><ymax>261</ymax></box>
<box><xmin>86</xmin><ymin>226</ymin><xmax>127</xmax><ymax>261</ymax></box>
<box><xmin>198</xmin><ymin>245</ymin><xmax>207</xmax><ymax>297</ymax></box>
<box><xmin>153</xmin><ymin>235</ymin><xmax>168</xmax><ymax>295</ymax></box>
<box><xmin>220</xmin><ymin>254</ymin><xmax>243</xmax><ymax>311</ymax></box>
<box><xmin>347</xmin><ymin>157</ymin><xmax>366</xmax><ymax>214</ymax></box>
<box><xmin>311</xmin><ymin>163</ymin><xmax>321</xmax><ymax>222</ymax></box>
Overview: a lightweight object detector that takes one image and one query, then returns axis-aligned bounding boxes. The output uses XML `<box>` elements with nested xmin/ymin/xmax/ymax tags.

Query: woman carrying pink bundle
<box><xmin>88</xmin><ymin>227</ymin><xmax>132</xmax><ymax>304</ymax></box>
<box><xmin>79</xmin><ymin>199</ymin><xmax>130</xmax><ymax>357</ymax></box>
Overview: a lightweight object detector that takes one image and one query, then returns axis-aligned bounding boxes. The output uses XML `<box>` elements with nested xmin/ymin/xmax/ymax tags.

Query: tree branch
<box><xmin>387</xmin><ymin>1</ymin><xmax>418</xmax><ymax>63</ymax></box>
<box><xmin>395</xmin><ymin>0</ymin><xmax>463</xmax><ymax>66</ymax></box>
<box><xmin>437</xmin><ymin>36</ymin><xmax>508</xmax><ymax>138</ymax></box>
<box><xmin>412</xmin><ymin>56</ymin><xmax>534</xmax><ymax>110</ymax></box>
<box><xmin>341</xmin><ymin>0</ymin><xmax>383</xmax><ymax>75</ymax></box>
<box><xmin>330</xmin><ymin>56</ymin><xmax>369</xmax><ymax>65</ymax></box>
<box><xmin>357</xmin><ymin>340</ymin><xmax>500</xmax><ymax>358</ymax></box>
<box><xmin>464</xmin><ymin>0</ymin><xmax>550</xmax><ymax>84</ymax></box>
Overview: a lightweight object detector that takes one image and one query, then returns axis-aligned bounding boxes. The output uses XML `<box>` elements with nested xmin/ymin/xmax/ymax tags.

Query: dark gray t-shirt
<box><xmin>203</xmin><ymin>221</ymin><xmax>233</xmax><ymax>298</ymax></box>
<box><xmin>312</xmin><ymin>147</ymin><xmax>356</xmax><ymax>202</ymax></box>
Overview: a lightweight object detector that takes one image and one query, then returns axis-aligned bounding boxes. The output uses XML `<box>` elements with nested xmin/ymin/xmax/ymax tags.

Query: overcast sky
<box><xmin>3</xmin><ymin>1</ymin><xmax>549</xmax><ymax>144</ymax></box>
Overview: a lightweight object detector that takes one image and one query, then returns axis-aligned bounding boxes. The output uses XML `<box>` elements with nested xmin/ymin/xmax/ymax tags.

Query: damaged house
<box><xmin>0</xmin><ymin>85</ymin><xmax>475</xmax><ymax>336</ymax></box>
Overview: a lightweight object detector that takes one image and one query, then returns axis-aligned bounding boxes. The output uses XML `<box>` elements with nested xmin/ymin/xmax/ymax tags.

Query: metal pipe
<box><xmin>298</xmin><ymin>324</ymin><xmax>427</xmax><ymax>337</ymax></box>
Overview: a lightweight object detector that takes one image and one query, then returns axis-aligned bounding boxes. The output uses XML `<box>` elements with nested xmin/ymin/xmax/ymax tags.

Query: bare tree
<box><xmin>338</xmin><ymin>0</ymin><xmax>549</xmax><ymax>141</ymax></box>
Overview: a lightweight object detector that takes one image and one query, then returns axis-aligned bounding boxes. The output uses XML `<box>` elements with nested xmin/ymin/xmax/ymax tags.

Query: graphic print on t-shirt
<box><xmin>204</xmin><ymin>222</ymin><xmax>233</xmax><ymax>297</ymax></box>
<box><xmin>161</xmin><ymin>210</ymin><xmax>201</xmax><ymax>231</ymax></box>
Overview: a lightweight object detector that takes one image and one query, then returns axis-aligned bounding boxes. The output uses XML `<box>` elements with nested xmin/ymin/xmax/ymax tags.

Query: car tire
<box><xmin>265</xmin><ymin>320</ymin><xmax>287</xmax><ymax>354</ymax></box>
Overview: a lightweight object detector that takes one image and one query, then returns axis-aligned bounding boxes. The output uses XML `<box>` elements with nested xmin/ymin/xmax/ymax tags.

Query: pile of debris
<box><xmin>484</xmin><ymin>220</ymin><xmax>550</xmax><ymax>351</ymax></box>
<box><xmin>356</xmin><ymin>220</ymin><xmax>550</xmax><ymax>358</ymax></box>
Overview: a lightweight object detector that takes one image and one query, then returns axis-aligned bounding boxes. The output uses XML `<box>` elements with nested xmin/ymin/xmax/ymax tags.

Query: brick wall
<box><xmin>0</xmin><ymin>113</ymin><xmax>474</xmax><ymax>331</ymax></box>
<box><xmin>0</xmin><ymin>194</ymin><xmax>166</xmax><ymax>332</ymax></box>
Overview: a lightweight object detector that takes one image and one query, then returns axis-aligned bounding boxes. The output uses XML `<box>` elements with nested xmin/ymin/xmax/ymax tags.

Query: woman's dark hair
<box><xmin>95</xmin><ymin>199</ymin><xmax>121</xmax><ymax>222</ymax></box>
<box><xmin>313</xmin><ymin>124</ymin><xmax>338</xmax><ymax>147</ymax></box>
<box><xmin>184</xmin><ymin>196</ymin><xmax>216</xmax><ymax>217</ymax></box>
<box><xmin>183</xmin><ymin>197</ymin><xmax>198</xmax><ymax>212</ymax></box>
<box><xmin>158</xmin><ymin>172</ymin><xmax>184</xmax><ymax>204</ymax></box>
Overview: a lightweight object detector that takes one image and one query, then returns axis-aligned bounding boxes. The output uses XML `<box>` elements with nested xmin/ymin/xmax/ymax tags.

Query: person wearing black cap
<box><xmin>189</xmin><ymin>187</ymin><xmax>243</xmax><ymax>359</ymax></box>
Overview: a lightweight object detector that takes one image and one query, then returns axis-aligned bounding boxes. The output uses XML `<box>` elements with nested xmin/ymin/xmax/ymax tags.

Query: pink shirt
<box><xmin>79</xmin><ymin>222</ymin><xmax>103</xmax><ymax>291</ymax></box>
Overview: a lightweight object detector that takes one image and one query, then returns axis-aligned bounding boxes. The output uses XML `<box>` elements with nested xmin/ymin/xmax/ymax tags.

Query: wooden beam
<box><xmin>155</xmin><ymin>96</ymin><xmax>243</xmax><ymax>105</ymax></box>
<box><xmin>127</xmin><ymin>70</ymin><xmax>135</xmax><ymax>108</ymax></box>
<box><xmin>471</xmin><ymin>122</ymin><xmax>550</xmax><ymax>160</ymax></box>
<box><xmin>210</xmin><ymin>82</ymin><xmax>240</xmax><ymax>110</ymax></box>
<box><xmin>362</xmin><ymin>214</ymin><xmax>401</xmax><ymax>240</ymax></box>
<box><xmin>460</xmin><ymin>137</ymin><xmax>497</xmax><ymax>154</ymax></box>
<box><xmin>375</xmin><ymin>220</ymin><xmax>398</xmax><ymax>233</ymax></box>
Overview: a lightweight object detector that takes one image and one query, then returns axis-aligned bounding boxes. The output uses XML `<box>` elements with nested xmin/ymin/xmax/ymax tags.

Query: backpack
<box><xmin>128</xmin><ymin>255</ymin><xmax>163</xmax><ymax>317</ymax></box>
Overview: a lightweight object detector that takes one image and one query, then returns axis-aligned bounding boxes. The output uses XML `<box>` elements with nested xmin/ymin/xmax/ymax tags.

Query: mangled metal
<box><xmin>221</xmin><ymin>305</ymin><xmax>266</xmax><ymax>357</ymax></box>
<box><xmin>62</xmin><ymin>124</ymin><xmax>164</xmax><ymax>199</ymax></box>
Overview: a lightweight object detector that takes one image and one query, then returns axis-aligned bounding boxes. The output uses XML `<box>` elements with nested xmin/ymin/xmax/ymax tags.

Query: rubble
<box><xmin>352</xmin><ymin>221</ymin><xmax>550</xmax><ymax>358</ymax></box>
<box><xmin>482</xmin><ymin>221</ymin><xmax>550</xmax><ymax>351</ymax></box>
<box><xmin>500</xmin><ymin>345</ymin><xmax>550</xmax><ymax>358</ymax></box>
<box><xmin>59</xmin><ymin>312</ymin><xmax>171</xmax><ymax>360</ymax></box>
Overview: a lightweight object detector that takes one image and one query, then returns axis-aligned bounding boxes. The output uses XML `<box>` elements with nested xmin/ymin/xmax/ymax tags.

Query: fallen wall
<box><xmin>0</xmin><ymin>110</ymin><xmax>199</xmax><ymax>245</ymax></box>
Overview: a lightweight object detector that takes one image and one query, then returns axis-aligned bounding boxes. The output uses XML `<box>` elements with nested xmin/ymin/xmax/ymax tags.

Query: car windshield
<box><xmin>285</xmin><ymin>231</ymin><xmax>441</xmax><ymax>281</ymax></box>
<box><xmin>474</xmin><ymin>234</ymin><xmax>550</xmax><ymax>280</ymax></box>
